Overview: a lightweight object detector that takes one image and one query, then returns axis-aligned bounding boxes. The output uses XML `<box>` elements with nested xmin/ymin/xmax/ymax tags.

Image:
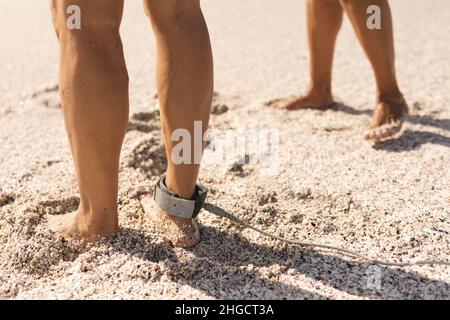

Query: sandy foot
<box><xmin>266</xmin><ymin>93</ymin><xmax>336</xmax><ymax>111</ymax></box>
<box><xmin>141</xmin><ymin>196</ymin><xmax>200</xmax><ymax>248</ymax></box>
<box><xmin>364</xmin><ymin>99</ymin><xmax>409</xmax><ymax>141</ymax></box>
<box><xmin>46</xmin><ymin>210</ymin><xmax>118</xmax><ymax>242</ymax></box>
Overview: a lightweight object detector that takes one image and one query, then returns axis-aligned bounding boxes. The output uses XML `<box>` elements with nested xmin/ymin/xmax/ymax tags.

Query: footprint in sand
<box><xmin>126</xmin><ymin>138</ymin><xmax>167</xmax><ymax>178</ymax></box>
<box><xmin>2</xmin><ymin>196</ymin><xmax>82</xmax><ymax>275</ymax></box>
<box><xmin>211</xmin><ymin>92</ymin><xmax>232</xmax><ymax>116</ymax></box>
<box><xmin>228</xmin><ymin>155</ymin><xmax>252</xmax><ymax>177</ymax></box>
<box><xmin>127</xmin><ymin>110</ymin><xmax>160</xmax><ymax>133</ymax></box>
<box><xmin>37</xmin><ymin>196</ymin><xmax>80</xmax><ymax>216</ymax></box>
<box><xmin>30</xmin><ymin>84</ymin><xmax>61</xmax><ymax>109</ymax></box>
<box><xmin>211</xmin><ymin>104</ymin><xmax>229</xmax><ymax>115</ymax></box>
<box><xmin>0</xmin><ymin>193</ymin><xmax>15</xmax><ymax>207</ymax></box>
<box><xmin>18</xmin><ymin>159</ymin><xmax>64</xmax><ymax>184</ymax></box>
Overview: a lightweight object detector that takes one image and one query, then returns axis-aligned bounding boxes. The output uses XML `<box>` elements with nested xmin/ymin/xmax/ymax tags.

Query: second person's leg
<box><xmin>141</xmin><ymin>0</ymin><xmax>213</xmax><ymax>248</ymax></box>
<box><xmin>270</xmin><ymin>0</ymin><xmax>343</xmax><ymax>110</ymax></box>
<box><xmin>339</xmin><ymin>0</ymin><xmax>408</xmax><ymax>140</ymax></box>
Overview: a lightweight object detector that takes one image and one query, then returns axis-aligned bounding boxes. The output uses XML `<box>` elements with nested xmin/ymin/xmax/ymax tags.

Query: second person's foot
<box><xmin>364</xmin><ymin>96</ymin><xmax>409</xmax><ymax>141</ymax></box>
<box><xmin>267</xmin><ymin>90</ymin><xmax>336</xmax><ymax>111</ymax></box>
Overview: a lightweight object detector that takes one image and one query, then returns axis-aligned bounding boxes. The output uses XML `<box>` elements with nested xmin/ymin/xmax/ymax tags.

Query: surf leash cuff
<box><xmin>153</xmin><ymin>176</ymin><xmax>207</xmax><ymax>219</ymax></box>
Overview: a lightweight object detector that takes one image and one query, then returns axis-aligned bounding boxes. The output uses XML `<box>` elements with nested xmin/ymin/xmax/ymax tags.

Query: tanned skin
<box><xmin>48</xmin><ymin>0</ymin><xmax>213</xmax><ymax>247</ymax></box>
<box><xmin>269</xmin><ymin>0</ymin><xmax>408</xmax><ymax>141</ymax></box>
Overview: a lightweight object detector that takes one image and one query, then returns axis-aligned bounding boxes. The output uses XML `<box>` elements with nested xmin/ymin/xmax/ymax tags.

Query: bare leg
<box><xmin>48</xmin><ymin>0</ymin><xmax>129</xmax><ymax>240</ymax></box>
<box><xmin>141</xmin><ymin>0</ymin><xmax>213</xmax><ymax>248</ymax></box>
<box><xmin>269</xmin><ymin>0</ymin><xmax>342</xmax><ymax>110</ymax></box>
<box><xmin>339</xmin><ymin>0</ymin><xmax>408</xmax><ymax>140</ymax></box>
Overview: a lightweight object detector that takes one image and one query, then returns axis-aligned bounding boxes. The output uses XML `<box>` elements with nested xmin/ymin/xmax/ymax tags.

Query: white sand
<box><xmin>0</xmin><ymin>0</ymin><xmax>449</xmax><ymax>299</ymax></box>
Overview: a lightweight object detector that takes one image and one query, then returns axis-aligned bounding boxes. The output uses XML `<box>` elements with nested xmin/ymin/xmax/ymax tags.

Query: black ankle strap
<box><xmin>153</xmin><ymin>176</ymin><xmax>207</xmax><ymax>219</ymax></box>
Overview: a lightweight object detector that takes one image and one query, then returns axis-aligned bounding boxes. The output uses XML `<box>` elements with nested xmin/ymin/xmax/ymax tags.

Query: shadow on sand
<box><xmin>109</xmin><ymin>225</ymin><xmax>450</xmax><ymax>299</ymax></box>
<box><xmin>331</xmin><ymin>103</ymin><xmax>450</xmax><ymax>152</ymax></box>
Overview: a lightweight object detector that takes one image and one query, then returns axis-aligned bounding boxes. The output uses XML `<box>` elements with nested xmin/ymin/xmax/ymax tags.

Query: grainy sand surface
<box><xmin>0</xmin><ymin>0</ymin><xmax>449</xmax><ymax>299</ymax></box>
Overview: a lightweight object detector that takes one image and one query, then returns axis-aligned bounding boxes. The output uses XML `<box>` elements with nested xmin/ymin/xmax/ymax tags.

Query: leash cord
<box><xmin>203</xmin><ymin>203</ymin><xmax>450</xmax><ymax>267</ymax></box>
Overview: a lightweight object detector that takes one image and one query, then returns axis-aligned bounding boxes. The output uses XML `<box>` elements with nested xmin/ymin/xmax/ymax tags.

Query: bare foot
<box><xmin>141</xmin><ymin>196</ymin><xmax>200</xmax><ymax>248</ymax></box>
<box><xmin>47</xmin><ymin>210</ymin><xmax>118</xmax><ymax>242</ymax></box>
<box><xmin>364</xmin><ymin>98</ymin><xmax>409</xmax><ymax>141</ymax></box>
<box><xmin>267</xmin><ymin>91</ymin><xmax>335</xmax><ymax>111</ymax></box>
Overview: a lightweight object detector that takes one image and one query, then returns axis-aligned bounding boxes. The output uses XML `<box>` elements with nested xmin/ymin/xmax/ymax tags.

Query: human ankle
<box><xmin>377</xmin><ymin>88</ymin><xmax>403</xmax><ymax>104</ymax></box>
<box><xmin>164</xmin><ymin>178</ymin><xmax>196</xmax><ymax>201</ymax></box>
<box><xmin>307</xmin><ymin>84</ymin><xmax>333</xmax><ymax>98</ymax></box>
<box><xmin>76</xmin><ymin>206</ymin><xmax>119</xmax><ymax>231</ymax></box>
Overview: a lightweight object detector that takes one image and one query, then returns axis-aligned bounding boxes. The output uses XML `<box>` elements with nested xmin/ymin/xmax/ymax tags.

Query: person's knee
<box><xmin>143</xmin><ymin>0</ymin><xmax>202</xmax><ymax>32</ymax></box>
